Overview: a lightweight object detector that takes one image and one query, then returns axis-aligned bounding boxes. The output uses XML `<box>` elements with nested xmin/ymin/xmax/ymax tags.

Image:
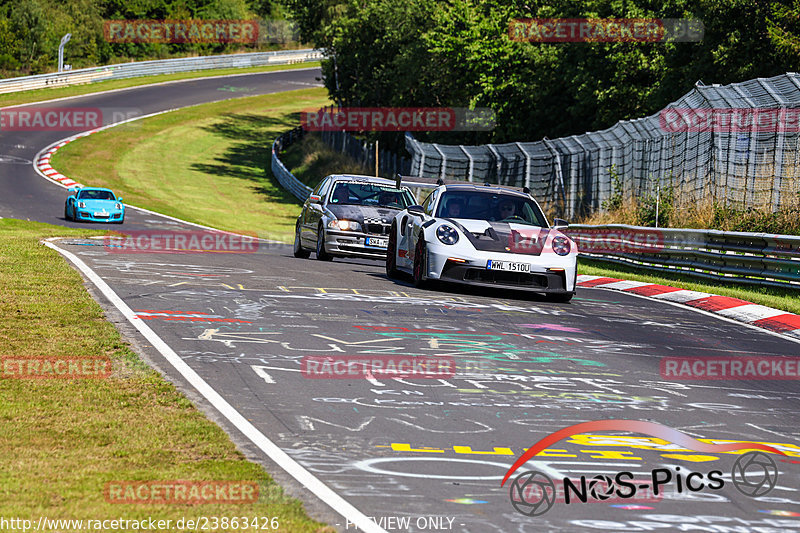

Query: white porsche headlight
<box><xmin>436</xmin><ymin>224</ymin><xmax>459</xmax><ymax>245</ymax></box>
<box><xmin>115</xmin><ymin>203</ymin><xmax>122</xmax><ymax>209</ymax></box>
<box><xmin>78</xmin><ymin>202</ymin><xmax>86</xmax><ymax>208</ymax></box>
<box><xmin>553</xmin><ymin>236</ymin><xmax>571</xmax><ymax>256</ymax></box>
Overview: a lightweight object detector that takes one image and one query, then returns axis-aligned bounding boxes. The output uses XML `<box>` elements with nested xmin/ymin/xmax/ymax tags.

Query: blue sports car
<box><xmin>64</xmin><ymin>187</ymin><xmax>125</xmax><ymax>223</ymax></box>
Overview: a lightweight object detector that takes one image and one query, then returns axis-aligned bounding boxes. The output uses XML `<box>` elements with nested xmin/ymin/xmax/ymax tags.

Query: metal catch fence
<box><xmin>406</xmin><ymin>72</ymin><xmax>800</xmax><ymax>220</ymax></box>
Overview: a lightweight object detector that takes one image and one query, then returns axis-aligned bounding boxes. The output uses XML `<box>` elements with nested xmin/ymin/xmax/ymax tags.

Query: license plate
<box><xmin>366</xmin><ymin>237</ymin><xmax>388</xmax><ymax>248</ymax></box>
<box><xmin>94</xmin><ymin>212</ymin><xmax>109</xmax><ymax>217</ymax></box>
<box><xmin>487</xmin><ymin>260</ymin><xmax>530</xmax><ymax>272</ymax></box>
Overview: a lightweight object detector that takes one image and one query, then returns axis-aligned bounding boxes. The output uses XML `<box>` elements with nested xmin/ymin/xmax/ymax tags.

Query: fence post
<box><xmin>460</xmin><ymin>146</ymin><xmax>474</xmax><ymax>182</ymax></box>
<box><xmin>515</xmin><ymin>142</ymin><xmax>532</xmax><ymax>189</ymax></box>
<box><xmin>487</xmin><ymin>144</ymin><xmax>501</xmax><ymax>184</ymax></box>
<box><xmin>543</xmin><ymin>138</ymin><xmax>567</xmax><ymax>218</ymax></box>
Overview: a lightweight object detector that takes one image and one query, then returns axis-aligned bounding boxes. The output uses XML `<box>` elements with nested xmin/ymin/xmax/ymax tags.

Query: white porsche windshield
<box><xmin>77</xmin><ymin>190</ymin><xmax>115</xmax><ymax>201</ymax></box>
<box><xmin>436</xmin><ymin>191</ymin><xmax>546</xmax><ymax>226</ymax></box>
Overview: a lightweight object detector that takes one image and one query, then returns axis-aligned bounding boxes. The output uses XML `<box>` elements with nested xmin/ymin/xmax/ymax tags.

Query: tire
<box><xmin>412</xmin><ymin>237</ymin><xmax>428</xmax><ymax>288</ymax></box>
<box><xmin>316</xmin><ymin>225</ymin><xmax>333</xmax><ymax>261</ymax></box>
<box><xmin>385</xmin><ymin>222</ymin><xmax>400</xmax><ymax>278</ymax></box>
<box><xmin>64</xmin><ymin>204</ymin><xmax>72</xmax><ymax>221</ymax></box>
<box><xmin>545</xmin><ymin>291</ymin><xmax>574</xmax><ymax>303</ymax></box>
<box><xmin>293</xmin><ymin>224</ymin><xmax>310</xmax><ymax>258</ymax></box>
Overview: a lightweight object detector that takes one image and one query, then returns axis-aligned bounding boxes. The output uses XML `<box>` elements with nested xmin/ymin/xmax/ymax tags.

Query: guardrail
<box><xmin>271</xmin><ymin>126</ymin><xmax>312</xmax><ymax>201</ymax></box>
<box><xmin>564</xmin><ymin>224</ymin><xmax>800</xmax><ymax>289</ymax></box>
<box><xmin>0</xmin><ymin>49</ymin><xmax>322</xmax><ymax>95</ymax></box>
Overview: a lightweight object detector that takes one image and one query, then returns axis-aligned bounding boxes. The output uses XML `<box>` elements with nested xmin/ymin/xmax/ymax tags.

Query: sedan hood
<box><xmin>448</xmin><ymin>219</ymin><xmax>553</xmax><ymax>255</ymax></box>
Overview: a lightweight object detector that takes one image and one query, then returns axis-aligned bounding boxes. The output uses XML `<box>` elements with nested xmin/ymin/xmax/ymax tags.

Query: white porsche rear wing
<box><xmin>395</xmin><ymin>174</ymin><xmax>532</xmax><ymax>195</ymax></box>
<box><xmin>394</xmin><ymin>174</ymin><xmax>443</xmax><ymax>190</ymax></box>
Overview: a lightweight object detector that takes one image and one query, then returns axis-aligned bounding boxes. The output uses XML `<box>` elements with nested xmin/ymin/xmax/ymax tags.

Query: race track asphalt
<box><xmin>3</xmin><ymin>69</ymin><xmax>800</xmax><ymax>533</ymax></box>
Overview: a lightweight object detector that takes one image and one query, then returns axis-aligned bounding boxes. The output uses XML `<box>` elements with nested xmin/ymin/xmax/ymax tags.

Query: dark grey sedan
<box><xmin>293</xmin><ymin>175</ymin><xmax>416</xmax><ymax>261</ymax></box>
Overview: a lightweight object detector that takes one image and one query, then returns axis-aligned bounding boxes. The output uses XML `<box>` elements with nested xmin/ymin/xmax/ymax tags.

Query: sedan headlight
<box><xmin>115</xmin><ymin>203</ymin><xmax>122</xmax><ymax>209</ymax></box>
<box><xmin>328</xmin><ymin>219</ymin><xmax>362</xmax><ymax>231</ymax></box>
<box><xmin>436</xmin><ymin>224</ymin><xmax>459</xmax><ymax>245</ymax></box>
<box><xmin>552</xmin><ymin>236</ymin><xmax>571</xmax><ymax>256</ymax></box>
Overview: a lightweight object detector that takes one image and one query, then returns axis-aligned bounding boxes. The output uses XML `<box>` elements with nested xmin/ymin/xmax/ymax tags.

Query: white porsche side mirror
<box><xmin>407</xmin><ymin>205</ymin><xmax>425</xmax><ymax>217</ymax></box>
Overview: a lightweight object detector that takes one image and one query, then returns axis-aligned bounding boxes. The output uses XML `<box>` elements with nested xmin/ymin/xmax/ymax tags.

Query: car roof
<box><xmin>328</xmin><ymin>174</ymin><xmax>398</xmax><ymax>186</ymax></box>
<box><xmin>441</xmin><ymin>183</ymin><xmax>531</xmax><ymax>198</ymax></box>
<box><xmin>78</xmin><ymin>187</ymin><xmax>115</xmax><ymax>193</ymax></box>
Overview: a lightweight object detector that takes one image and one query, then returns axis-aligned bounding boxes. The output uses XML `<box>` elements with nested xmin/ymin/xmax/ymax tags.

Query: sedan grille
<box><xmin>366</xmin><ymin>223</ymin><xmax>390</xmax><ymax>235</ymax></box>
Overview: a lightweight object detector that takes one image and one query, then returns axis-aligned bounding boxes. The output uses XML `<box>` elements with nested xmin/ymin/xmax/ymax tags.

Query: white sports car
<box><xmin>385</xmin><ymin>181</ymin><xmax>578</xmax><ymax>302</ymax></box>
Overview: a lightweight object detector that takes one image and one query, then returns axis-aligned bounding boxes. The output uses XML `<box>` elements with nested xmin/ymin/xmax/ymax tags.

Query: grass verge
<box><xmin>279</xmin><ymin>133</ymin><xmax>371</xmax><ymax>190</ymax></box>
<box><xmin>579</xmin><ymin>257</ymin><xmax>800</xmax><ymax>315</ymax></box>
<box><xmin>0</xmin><ymin>218</ymin><xmax>331</xmax><ymax>531</ymax></box>
<box><xmin>0</xmin><ymin>62</ymin><xmax>319</xmax><ymax>108</ymax></box>
<box><xmin>52</xmin><ymin>88</ymin><xmax>331</xmax><ymax>242</ymax></box>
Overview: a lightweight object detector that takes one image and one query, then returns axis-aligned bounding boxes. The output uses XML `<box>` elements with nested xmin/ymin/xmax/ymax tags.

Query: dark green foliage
<box><xmin>0</xmin><ymin>0</ymin><xmax>289</xmax><ymax>76</ymax></box>
<box><xmin>601</xmin><ymin>165</ymin><xmax>624</xmax><ymax>212</ymax></box>
<box><xmin>279</xmin><ymin>0</ymin><xmax>800</xmax><ymax>146</ymax></box>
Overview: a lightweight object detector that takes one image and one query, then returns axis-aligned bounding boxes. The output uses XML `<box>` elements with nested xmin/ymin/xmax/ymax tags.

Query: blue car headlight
<box><xmin>78</xmin><ymin>202</ymin><xmax>86</xmax><ymax>208</ymax></box>
<box><xmin>552</xmin><ymin>236</ymin><xmax>571</xmax><ymax>256</ymax></box>
<box><xmin>436</xmin><ymin>224</ymin><xmax>459</xmax><ymax>245</ymax></box>
<box><xmin>115</xmin><ymin>203</ymin><xmax>122</xmax><ymax>210</ymax></box>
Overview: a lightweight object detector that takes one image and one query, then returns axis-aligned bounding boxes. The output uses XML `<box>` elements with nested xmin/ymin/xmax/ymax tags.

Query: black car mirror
<box><xmin>407</xmin><ymin>205</ymin><xmax>425</xmax><ymax>217</ymax></box>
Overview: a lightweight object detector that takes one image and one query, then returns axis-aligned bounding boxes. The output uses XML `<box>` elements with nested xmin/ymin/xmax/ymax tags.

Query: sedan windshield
<box><xmin>329</xmin><ymin>182</ymin><xmax>414</xmax><ymax>208</ymax></box>
<box><xmin>77</xmin><ymin>190</ymin><xmax>115</xmax><ymax>201</ymax></box>
<box><xmin>436</xmin><ymin>191</ymin><xmax>547</xmax><ymax>227</ymax></box>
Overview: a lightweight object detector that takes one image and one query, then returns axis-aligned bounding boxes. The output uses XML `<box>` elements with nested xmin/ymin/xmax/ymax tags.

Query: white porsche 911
<box><xmin>385</xmin><ymin>179</ymin><xmax>578</xmax><ymax>302</ymax></box>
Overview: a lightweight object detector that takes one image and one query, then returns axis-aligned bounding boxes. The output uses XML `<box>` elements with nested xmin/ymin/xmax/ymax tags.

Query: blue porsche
<box><xmin>64</xmin><ymin>187</ymin><xmax>125</xmax><ymax>223</ymax></box>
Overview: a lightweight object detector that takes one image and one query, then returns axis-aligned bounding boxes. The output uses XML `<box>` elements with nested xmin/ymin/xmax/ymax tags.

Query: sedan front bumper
<box><xmin>324</xmin><ymin>230</ymin><xmax>389</xmax><ymax>259</ymax></box>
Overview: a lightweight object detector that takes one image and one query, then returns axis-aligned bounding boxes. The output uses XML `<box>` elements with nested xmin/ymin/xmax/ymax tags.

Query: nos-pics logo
<box><xmin>502</xmin><ymin>420</ymin><xmax>786</xmax><ymax>516</ymax></box>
